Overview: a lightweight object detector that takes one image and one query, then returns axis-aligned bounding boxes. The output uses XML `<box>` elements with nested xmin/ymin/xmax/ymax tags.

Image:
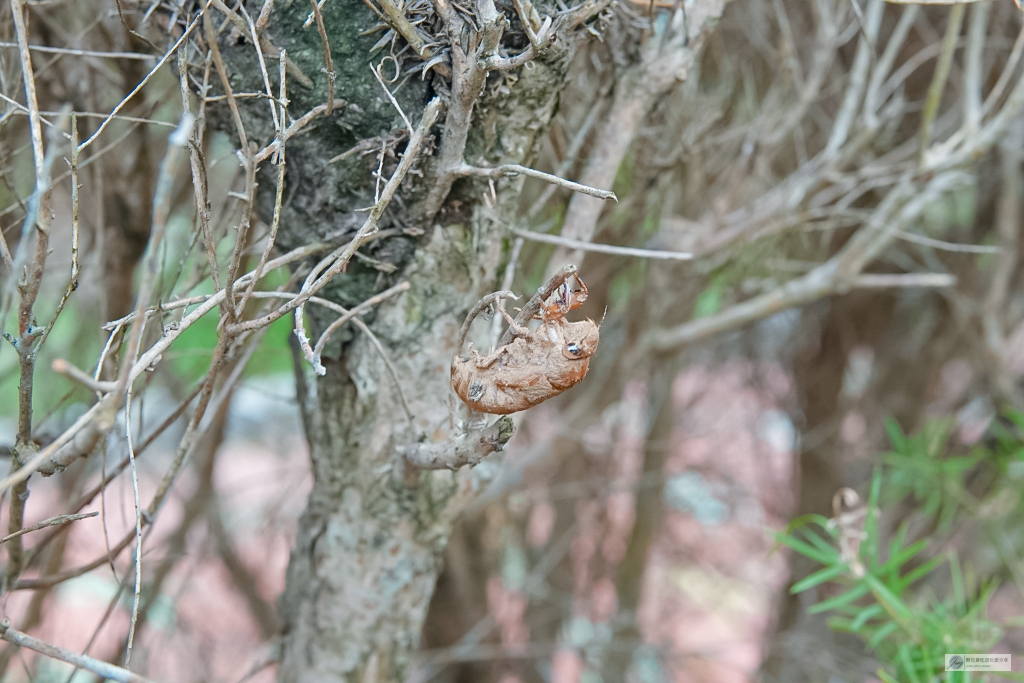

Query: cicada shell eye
<box><xmin>562</xmin><ymin>342</ymin><xmax>584</xmax><ymax>360</ymax></box>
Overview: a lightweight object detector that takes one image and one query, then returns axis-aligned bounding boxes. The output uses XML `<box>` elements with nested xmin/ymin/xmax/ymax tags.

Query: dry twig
<box><xmin>0</xmin><ymin>621</ymin><xmax>158</xmax><ymax>683</ymax></box>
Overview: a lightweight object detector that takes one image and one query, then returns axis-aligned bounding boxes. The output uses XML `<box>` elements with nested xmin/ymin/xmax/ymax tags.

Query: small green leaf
<box><xmin>879</xmin><ymin>539</ymin><xmax>930</xmax><ymax>576</ymax></box>
<box><xmin>876</xmin><ymin>667</ymin><xmax>900</xmax><ymax>683</ymax></box>
<box><xmin>792</xmin><ymin>563</ymin><xmax>849</xmax><ymax>593</ymax></box>
<box><xmin>898</xmin><ymin>556</ymin><xmax>944</xmax><ymax>590</ymax></box>
<box><xmin>808</xmin><ymin>583</ymin><xmax>870</xmax><ymax>613</ymax></box>
<box><xmin>865</xmin><ymin>573</ymin><xmax>913</xmax><ymax>622</ymax></box>
<box><xmin>884</xmin><ymin>418</ymin><xmax>906</xmax><ymax>451</ymax></box>
<box><xmin>898</xmin><ymin>644</ymin><xmax>923</xmax><ymax>683</ymax></box>
<box><xmin>851</xmin><ymin>603</ymin><xmax>885</xmax><ymax>630</ymax></box>
<box><xmin>866</xmin><ymin>620</ymin><xmax>900</xmax><ymax>650</ymax></box>
<box><xmin>775</xmin><ymin>533</ymin><xmax>838</xmax><ymax>564</ymax></box>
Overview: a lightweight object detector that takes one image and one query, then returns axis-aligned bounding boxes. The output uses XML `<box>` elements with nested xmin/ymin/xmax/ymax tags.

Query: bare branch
<box><xmin>402</xmin><ymin>416</ymin><xmax>514</xmax><ymax>469</ymax></box>
<box><xmin>0</xmin><ymin>512</ymin><xmax>97</xmax><ymax>545</ymax></box>
<box><xmin>371</xmin><ymin>61</ymin><xmax>411</xmax><ymax>131</ymax></box>
<box><xmin>78</xmin><ymin>2</ymin><xmax>210</xmax><ymax>152</ymax></box>
<box><xmin>237</xmin><ymin>97</ymin><xmax>442</xmax><ymax>335</ymax></box>
<box><xmin>0</xmin><ymin>42</ymin><xmax>157</xmax><ymax>60</ymax></box>
<box><xmin>241</xmin><ymin>3</ymin><xmax>281</xmax><ymax>132</ymax></box>
<box><xmin>253</xmin><ymin>97</ymin><xmax>349</xmax><ymax>164</ymax></box>
<box><xmin>645</xmin><ymin>172</ymin><xmax>970</xmax><ymax>354</ymax></box>
<box><xmin>895</xmin><ymin>230</ymin><xmax>1000</xmax><ymax>253</ymax></box>
<box><xmin>239</xmin><ymin>50</ymin><xmax>288</xmax><ymax>313</ymax></box>
<box><xmin>0</xmin><ymin>621</ymin><xmax>158</xmax><ymax>683</ymax></box>
<box><xmin>204</xmin><ymin>10</ymin><xmax>249</xmax><ymax>154</ymax></box>
<box><xmin>490</xmin><ymin>239</ymin><xmax>524</xmax><ymax>346</ymax></box>
<box><xmin>310</xmin><ymin>0</ymin><xmax>337</xmax><ymax>115</ymax></box>
<box><xmin>37</xmin><ymin>112</ymin><xmax>81</xmax><ymax>349</ymax></box>
<box><xmin>113</xmin><ymin>114</ymin><xmax>194</xmax><ymax>401</ymax></box>
<box><xmin>825</xmin><ymin>0</ymin><xmax>883</xmax><ymax>155</ymax></box>
<box><xmin>459</xmin><ymin>164</ymin><xmax>617</xmax><ymax>200</ymax></box>
<box><xmin>375</xmin><ymin>0</ymin><xmax>447</xmax><ymax>76</ymax></box>
<box><xmin>919</xmin><ymin>3</ymin><xmax>966</xmax><ymax>161</ymax></box>
<box><xmin>255</xmin><ymin>0</ymin><xmax>276</xmax><ymax>33</ymax></box>
<box><xmin>511</xmin><ymin>228</ymin><xmax>692</xmax><ymax>261</ymax></box>
<box><xmin>52</xmin><ymin>359</ymin><xmax>116</xmax><ymax>394</ymax></box>
<box><xmin>179</xmin><ymin>44</ymin><xmax>222</xmax><ymax>291</ymax></box>
<box><xmin>308</xmin><ymin>281</ymin><xmax>411</xmax><ymax>373</ymax></box>
<box><xmin>851</xmin><ymin>273</ymin><xmax>956</xmax><ymax>288</ymax></box>
<box><xmin>123</xmin><ymin>381</ymin><xmax>143</xmax><ymax>668</ymax></box>
<box><xmin>983</xmin><ymin>24</ymin><xmax>1024</xmax><ymax>116</ymax></box>
<box><xmin>963</xmin><ymin>1</ymin><xmax>989</xmax><ymax>133</ymax></box>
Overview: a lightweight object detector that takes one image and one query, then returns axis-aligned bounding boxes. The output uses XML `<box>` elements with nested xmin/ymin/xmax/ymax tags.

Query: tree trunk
<box><xmin>211</xmin><ymin>2</ymin><xmax>604</xmax><ymax>680</ymax></box>
<box><xmin>207</xmin><ymin>0</ymin><xmax>726</xmax><ymax>678</ymax></box>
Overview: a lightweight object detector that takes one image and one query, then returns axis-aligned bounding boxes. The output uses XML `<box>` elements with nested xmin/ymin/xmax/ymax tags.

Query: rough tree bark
<box><xmin>213</xmin><ymin>1</ymin><xmax>615</xmax><ymax>680</ymax></box>
<box><xmin>209</xmin><ymin>0</ymin><xmax>728</xmax><ymax>677</ymax></box>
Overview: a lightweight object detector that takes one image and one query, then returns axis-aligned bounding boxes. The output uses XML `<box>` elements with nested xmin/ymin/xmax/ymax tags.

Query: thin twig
<box><xmin>253</xmin><ymin>97</ymin><xmax>349</xmax><ymax>164</ymax></box>
<box><xmin>0</xmin><ymin>621</ymin><xmax>158</xmax><ymax>683</ymax></box>
<box><xmin>210</xmin><ymin>0</ymin><xmax>313</xmax><ymax>87</ymax></box>
<box><xmin>0</xmin><ymin>42</ymin><xmax>157</xmax><ymax>60</ymax></box>
<box><xmin>919</xmin><ymin>3</ymin><xmax>966</xmax><ymax>163</ymax></box>
<box><xmin>458</xmin><ymin>164</ymin><xmax>617</xmax><ymax>200</ymax></box>
<box><xmin>328</xmin><ymin>135</ymin><xmax>394</xmax><ymax>164</ymax></box>
<box><xmin>113</xmin><ymin>115</ymin><xmax>194</xmax><ymax>401</ymax></box>
<box><xmin>851</xmin><ymin>273</ymin><xmax>956</xmax><ymax>288</ymax></box>
<box><xmin>982</xmin><ymin>133</ymin><xmax>1022</xmax><ymax>401</ymax></box>
<box><xmin>38</xmin><ymin>111</ymin><xmax>80</xmax><ymax>349</ymax></box>
<box><xmin>825</xmin><ymin>0</ymin><xmax>883</xmax><ymax>155</ymax></box>
<box><xmin>498</xmin><ymin>264</ymin><xmax>577</xmax><ymax>347</ymax></box>
<box><xmin>179</xmin><ymin>44</ymin><xmax>222</xmax><ymax>291</ymax></box>
<box><xmin>238</xmin><ymin>97</ymin><xmax>442</xmax><ymax>336</ymax></box>
<box><xmin>4</xmin><ymin>0</ymin><xmax>59</xmax><ymax>591</ymax></box>
<box><xmin>204</xmin><ymin>10</ymin><xmax>249</xmax><ymax>154</ymax></box>
<box><xmin>309</xmin><ymin>281</ymin><xmax>411</xmax><ymax>372</ymax></box>
<box><xmin>983</xmin><ymin>24</ymin><xmax>1024</xmax><ymax>116</ymax></box>
<box><xmin>525</xmin><ymin>97</ymin><xmax>609</xmax><ymax>219</ymax></box>
<box><xmin>78</xmin><ymin>2</ymin><xmax>210</xmax><ymax>152</ymax></box>
<box><xmin>963</xmin><ymin>1</ymin><xmax>989</xmax><ymax>133</ymax></box>
<box><xmin>310</xmin><ymin>0</ymin><xmax>337</xmax><ymax>115</ymax></box>
<box><xmin>511</xmin><ymin>228</ymin><xmax>692</xmax><ymax>261</ymax></box>
<box><xmin>864</xmin><ymin>4</ymin><xmax>918</xmax><ymax>128</ymax></box>
<box><xmin>122</xmin><ymin>382</ymin><xmax>142</xmax><ymax>668</ymax></box>
<box><xmin>241</xmin><ymin>3</ymin><xmax>280</xmax><ymax>132</ymax></box>
<box><xmin>0</xmin><ymin>512</ymin><xmax>97</xmax><ymax>545</ymax></box>
<box><xmin>371</xmin><ymin>60</ymin><xmax>411</xmax><ymax>130</ymax></box>
<box><xmin>644</xmin><ymin>172</ymin><xmax>969</xmax><ymax>355</ymax></box>
<box><xmin>255</xmin><ymin>0</ymin><xmax>276</xmax><ymax>33</ymax></box>
<box><xmin>455</xmin><ymin>290</ymin><xmax>518</xmax><ymax>358</ymax></box>
<box><xmin>894</xmin><ymin>230</ymin><xmax>999</xmax><ymax>254</ymax></box>
<box><xmin>239</xmin><ymin>51</ymin><xmax>288</xmax><ymax>314</ymax></box>
<box><xmin>490</xmin><ymin>238</ymin><xmax>524</xmax><ymax>346</ymax></box>
<box><xmin>51</xmin><ymin>359</ymin><xmax>116</xmax><ymax>393</ymax></box>
<box><xmin>375</xmin><ymin>0</ymin><xmax>440</xmax><ymax>65</ymax></box>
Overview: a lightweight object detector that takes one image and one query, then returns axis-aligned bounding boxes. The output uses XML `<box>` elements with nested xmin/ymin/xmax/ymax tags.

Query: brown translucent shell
<box><xmin>451</xmin><ymin>319</ymin><xmax>600</xmax><ymax>414</ymax></box>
